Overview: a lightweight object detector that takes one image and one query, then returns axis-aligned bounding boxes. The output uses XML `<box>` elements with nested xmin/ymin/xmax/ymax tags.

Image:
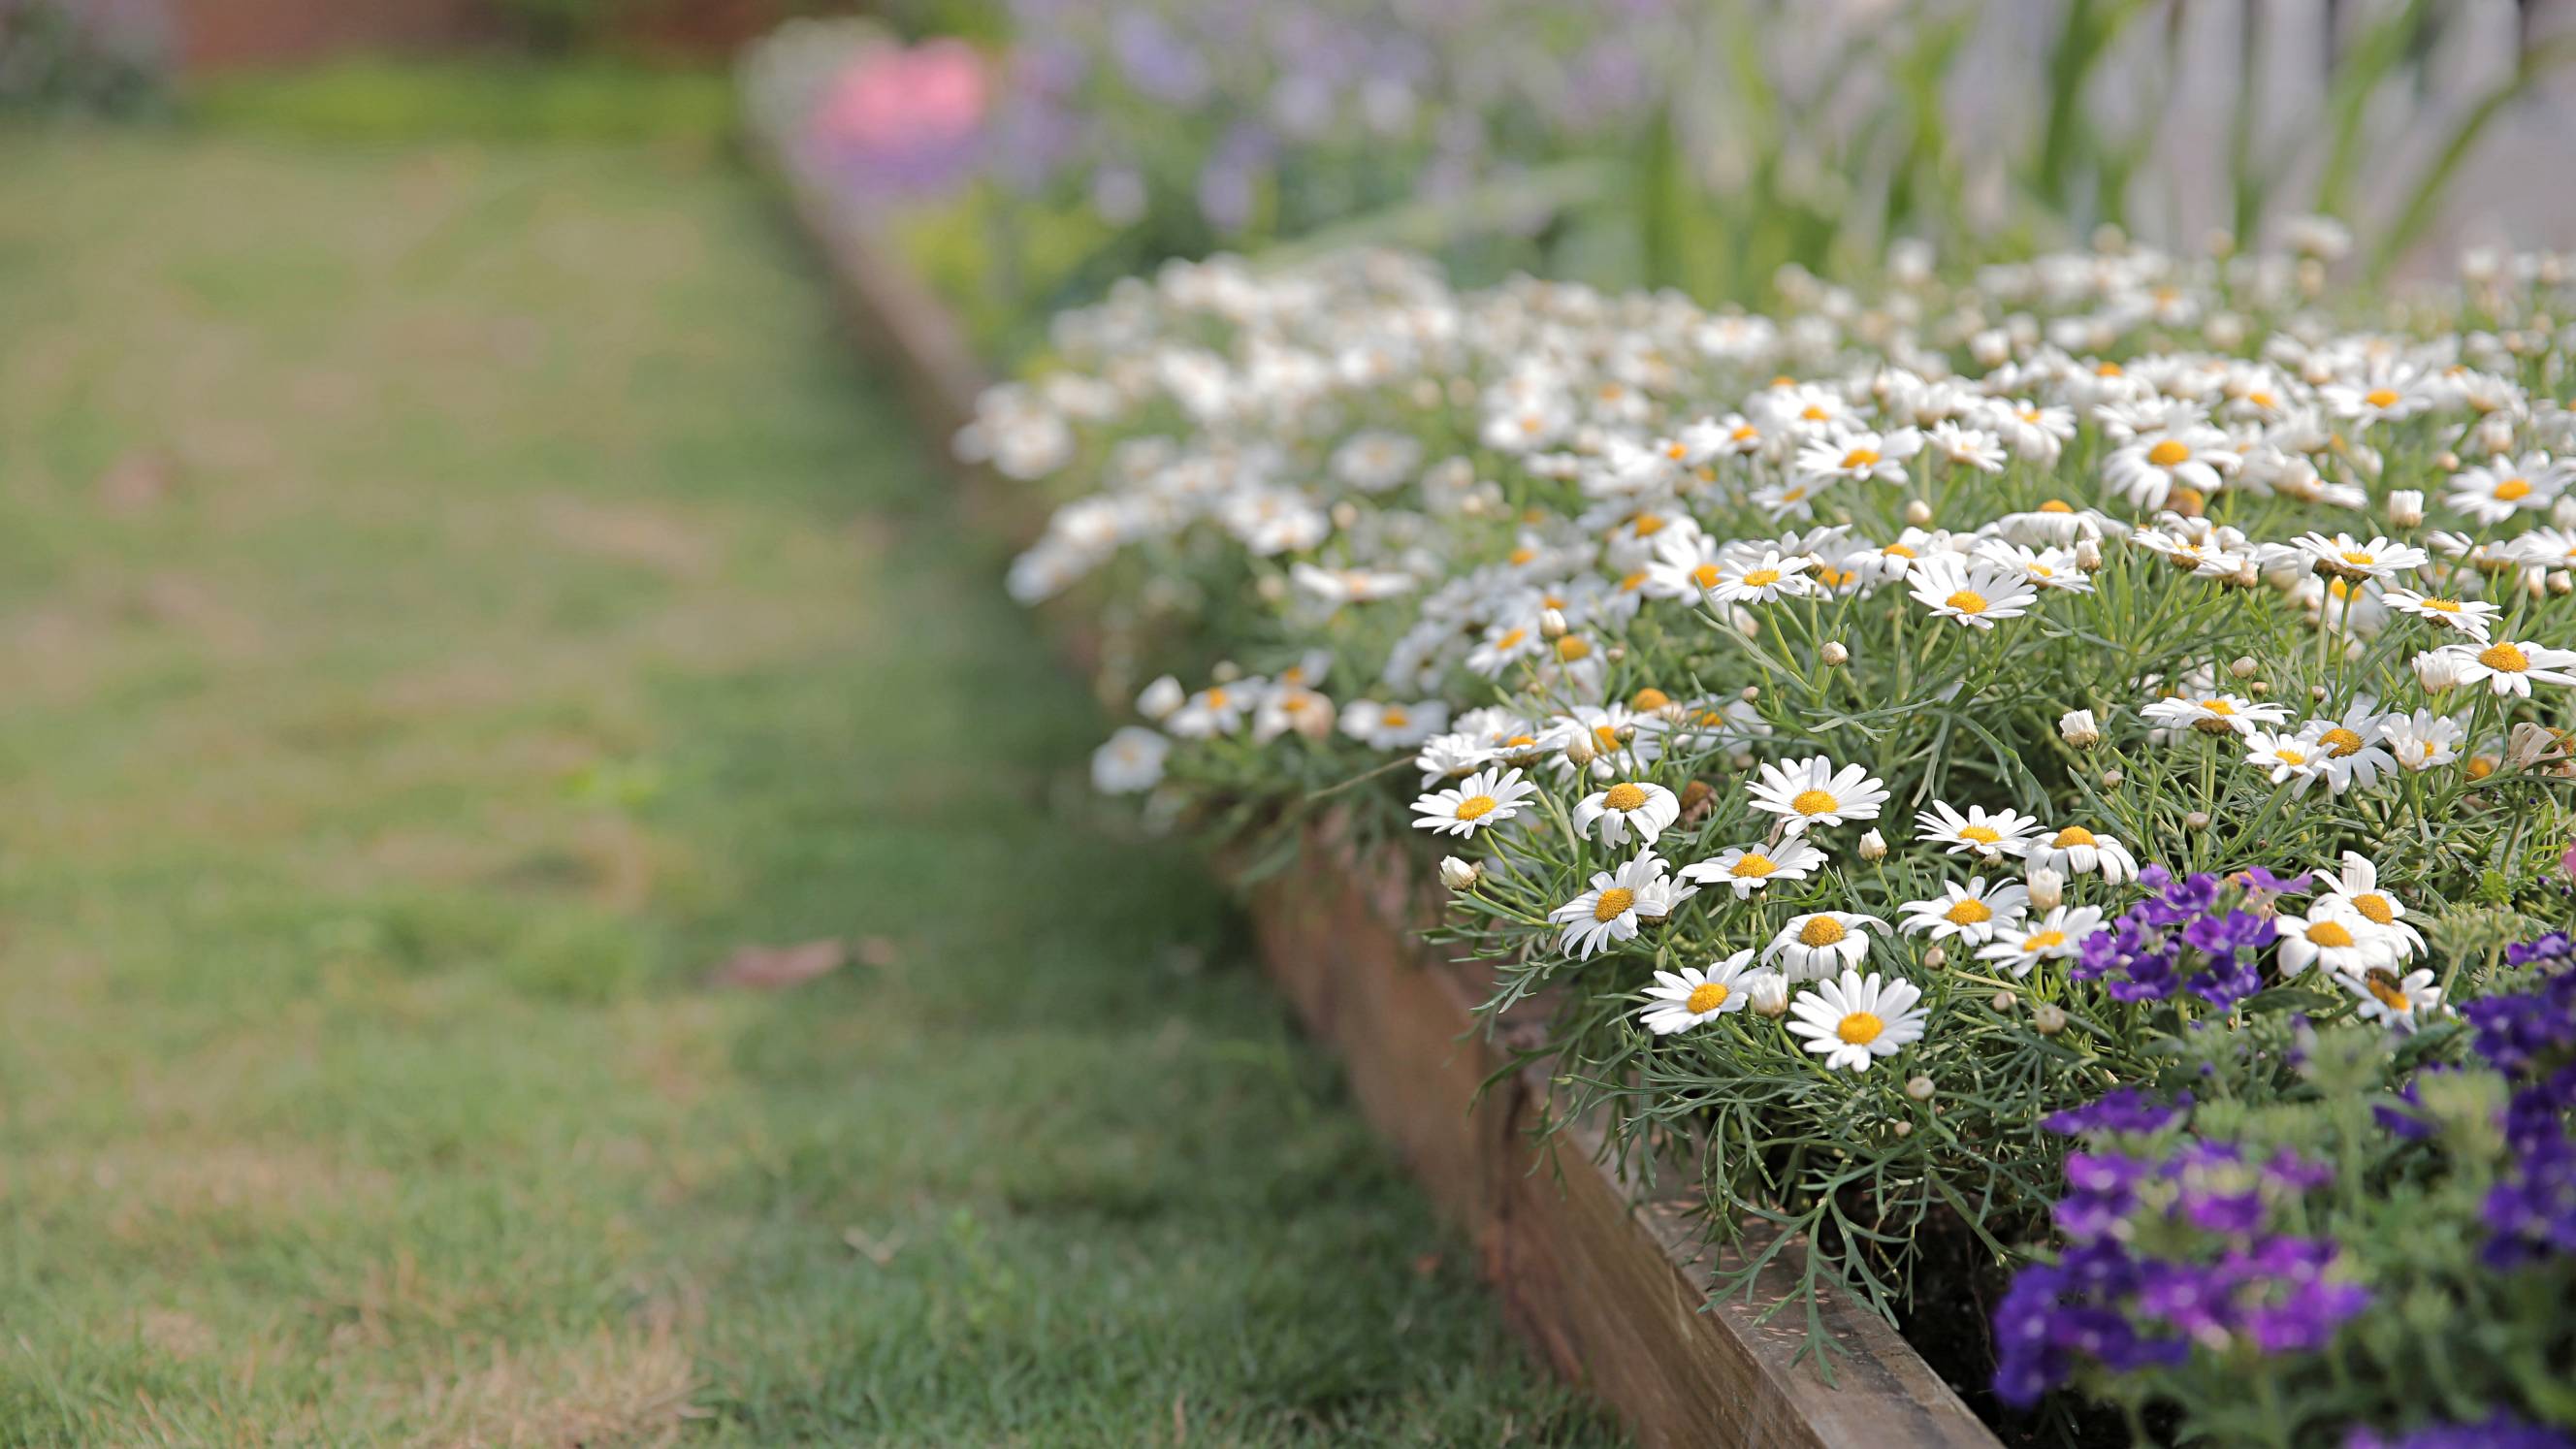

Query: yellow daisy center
<box><xmin>1789</xmin><ymin>789</ymin><xmax>1839</xmax><ymax>817</ymax></box>
<box><xmin>1958</xmin><ymin>824</ymin><xmax>2003</xmax><ymax>845</ymax></box>
<box><xmin>1730</xmin><ymin>424</ymin><xmax>1758</xmax><ymax>442</ymax></box>
<box><xmin>1619</xmin><ymin>570</ymin><xmax>1648</xmax><ymax>593</ymax></box>
<box><xmin>1799</xmin><ymin>917</ymin><xmax>1848</xmax><ymax>948</ymax></box>
<box><xmin>1729</xmin><ymin>853</ymin><xmax>1778</xmax><ymax>879</ymax></box>
<box><xmin>2022</xmin><ymin>930</ymin><xmax>2066</xmax><ymax>952</ymax></box>
<box><xmin>1603</xmin><ymin>783</ymin><xmax>1650</xmax><ymax>812</ymax></box>
<box><xmin>1945</xmin><ymin>899</ymin><xmax>1994</xmax><ymax>925</ymax></box>
<box><xmin>2095</xmin><ymin>362</ymin><xmax>2123</xmax><ymax>377</ymax></box>
<box><xmin>2146</xmin><ymin>439</ymin><xmax>2190</xmax><ymax>467</ymax></box>
<box><xmin>1593</xmin><ymin>887</ymin><xmax>1636</xmax><ymax>923</ymax></box>
<box><xmin>2364</xmin><ymin>387</ymin><xmax>2400</xmax><ymax>409</ymax></box>
<box><xmin>1633</xmin><ymin>512</ymin><xmax>1667</xmax><ymax>535</ymax></box>
<box><xmin>1382</xmin><ymin>708</ymin><xmax>1410</xmax><ymax>727</ymax></box>
<box><xmin>1945</xmin><ymin>590</ymin><xmax>1990</xmax><ymax>615</ymax></box>
<box><xmin>2321</xmin><ymin>727</ymin><xmax>2365</xmax><ymax>757</ymax></box>
<box><xmin>2304</xmin><ymin>919</ymin><xmax>2357</xmax><ymax>949</ymax></box>
<box><xmin>2339</xmin><ymin>550</ymin><xmax>2375</xmax><ymax>566</ymax></box>
<box><xmin>1630</xmin><ymin>688</ymin><xmax>1670</xmax><ymax>712</ymax></box>
<box><xmin>2420</xmin><ymin>596</ymin><xmax>2461</xmax><ymax>613</ymax></box>
<box><xmin>1742</xmin><ymin>567</ymin><xmax>1784</xmax><ymax>588</ymax></box>
<box><xmin>2273</xmin><ymin>747</ymin><xmax>2307</xmax><ymax>765</ymax></box>
<box><xmin>2352</xmin><ymin>893</ymin><xmax>2395</xmax><ymax>925</ymax></box>
<box><xmin>1691</xmin><ymin>562</ymin><xmax>1723</xmax><ymax>590</ymax></box>
<box><xmin>1884</xmin><ymin>543</ymin><xmax>1917</xmax><ymax>559</ymax></box>
<box><xmin>1840</xmin><ymin>447</ymin><xmax>1882</xmax><ymax>470</ymax></box>
<box><xmin>1206</xmin><ymin>688</ymin><xmax>1230</xmax><ymax>708</ymax></box>
<box><xmin>1508</xmin><ymin>546</ymin><xmax>1536</xmax><ymax>565</ymax></box>
<box><xmin>1837</xmin><ymin>1011</ymin><xmax>1885</xmax><ymax>1045</ymax></box>
<box><xmin>2039</xmin><ymin>499</ymin><xmax>2074</xmax><ymax>513</ymax></box>
<box><xmin>1686</xmin><ymin>982</ymin><xmax>1730</xmax><ymax>1014</ymax></box>
<box><xmin>1556</xmin><ymin>636</ymin><xmax>1592</xmax><ymax>661</ymax></box>
<box><xmin>2202</xmin><ymin>698</ymin><xmax>2235</xmax><ymax>716</ymax></box>
<box><xmin>1495</xmin><ymin>628</ymin><xmax>1527</xmax><ymax>650</ymax></box>
<box><xmin>1594</xmin><ymin>724</ymin><xmax>1623</xmax><ymax>753</ymax></box>
<box><xmin>1454</xmin><ymin>794</ymin><xmax>1497</xmax><ymax>821</ymax></box>
<box><xmin>2496</xmin><ymin>477</ymin><xmax>2532</xmax><ymax>501</ymax></box>
<box><xmin>2051</xmin><ymin>826</ymin><xmax>2097</xmax><ymax>849</ymax></box>
<box><xmin>2366</xmin><ymin>970</ymin><xmax>2412</xmax><ymax>1013</ymax></box>
<box><xmin>2479</xmin><ymin>642</ymin><xmax>2530</xmax><ymax>672</ymax></box>
<box><xmin>1800</xmin><ymin>403</ymin><xmax>1829</xmax><ymax>421</ymax></box>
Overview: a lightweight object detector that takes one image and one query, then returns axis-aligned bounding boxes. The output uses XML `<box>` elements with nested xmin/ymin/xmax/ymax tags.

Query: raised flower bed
<box><xmin>759</xmin><ymin>142</ymin><xmax>2000</xmax><ymax>1449</ymax></box>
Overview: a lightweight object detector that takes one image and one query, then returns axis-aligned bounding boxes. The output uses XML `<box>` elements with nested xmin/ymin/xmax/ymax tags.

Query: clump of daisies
<box><xmin>999</xmin><ymin>238</ymin><xmax>2576</xmax><ymax>1423</ymax></box>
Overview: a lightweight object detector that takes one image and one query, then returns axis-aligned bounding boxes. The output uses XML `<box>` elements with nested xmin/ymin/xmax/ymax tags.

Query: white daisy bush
<box><xmin>979</xmin><ymin>240</ymin><xmax>2576</xmax><ymax>1441</ymax></box>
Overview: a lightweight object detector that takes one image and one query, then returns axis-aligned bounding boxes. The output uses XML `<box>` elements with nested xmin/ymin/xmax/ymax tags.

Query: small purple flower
<box><xmin>2045</xmin><ymin>1088</ymin><xmax>2192</xmax><ymax>1138</ymax></box>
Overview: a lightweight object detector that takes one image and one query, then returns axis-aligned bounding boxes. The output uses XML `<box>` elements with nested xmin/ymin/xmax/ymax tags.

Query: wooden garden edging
<box><xmin>763</xmin><ymin>149</ymin><xmax>2002</xmax><ymax>1449</ymax></box>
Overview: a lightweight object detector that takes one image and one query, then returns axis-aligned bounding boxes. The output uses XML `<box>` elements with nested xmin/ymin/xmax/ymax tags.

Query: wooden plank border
<box><xmin>760</xmin><ymin>151</ymin><xmax>2001</xmax><ymax>1449</ymax></box>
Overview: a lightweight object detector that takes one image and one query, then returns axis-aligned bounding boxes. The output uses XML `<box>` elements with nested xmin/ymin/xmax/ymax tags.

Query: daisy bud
<box><xmin>2414</xmin><ymin>649</ymin><xmax>2463</xmax><ymax>693</ymax></box>
<box><xmin>1562</xmin><ymin>731</ymin><xmax>1595</xmax><ymax>767</ymax></box>
<box><xmin>1729</xmin><ymin>751</ymin><xmax>1756</xmax><ymax>771</ymax></box>
<box><xmin>1256</xmin><ymin>575</ymin><xmax>1288</xmax><ymax>603</ymax></box>
<box><xmin>2230</xmin><ymin>656</ymin><xmax>2258</xmax><ymax>680</ymax></box>
<box><xmin>2528</xmin><ymin>571</ymin><xmax>2550</xmax><ymax>601</ymax></box>
<box><xmin>2248</xmin><ymin>680</ymin><xmax>2270</xmax><ymax>696</ymax></box>
<box><xmin>1330</xmin><ymin>501</ymin><xmax>1360</xmax><ymax>530</ymax></box>
<box><xmin>2310</xmin><ymin>684</ymin><xmax>2330</xmax><ymax>703</ymax></box>
<box><xmin>1604</xmin><ymin>644</ymin><xmax>1627</xmax><ymax>662</ymax></box>
<box><xmin>2027</xmin><ymin>867</ymin><xmax>2065</xmax><ymax>912</ymax></box>
<box><xmin>1137</xmin><ymin>675</ymin><xmax>1184</xmax><ymax>721</ymax></box>
<box><xmin>2184</xmin><ymin>810</ymin><xmax>2210</xmax><ymax>830</ymax></box>
<box><xmin>1970</xmin><ymin>329</ymin><xmax>2011</xmax><ymax>368</ymax></box>
<box><xmin>2388</xmin><ymin>489</ymin><xmax>2426</xmax><ymax>529</ymax></box>
<box><xmin>2553</xmin><ymin>570</ymin><xmax>2574</xmax><ymax>597</ymax></box>
<box><xmin>2432</xmin><ymin>454</ymin><xmax>2460</xmax><ymax>474</ymax></box>
<box><xmin>2231</xmin><ymin>560</ymin><xmax>2260</xmax><ymax>590</ymax></box>
<box><xmin>1539</xmin><ymin>607</ymin><xmax>1568</xmax><ymax>640</ymax></box>
<box><xmin>2075</xmin><ymin>539</ymin><xmax>2103</xmax><ymax>573</ymax></box>
<box><xmin>2506</xmin><ymin>723</ymin><xmax>2560</xmax><ymax>771</ymax></box>
<box><xmin>1740</xmin><ymin>685</ymin><xmax>1760</xmax><ymax>703</ymax></box>
<box><xmin>2033</xmin><ymin>1003</ymin><xmax>2069</xmax><ymax>1036</ymax></box>
<box><xmin>1748</xmin><ymin>972</ymin><xmax>1789</xmax><ymax>1018</ymax></box>
<box><xmin>1859</xmin><ymin>828</ymin><xmax>1887</xmax><ymax>861</ymax></box>
<box><xmin>1990</xmin><ymin>990</ymin><xmax>2017</xmax><ymax>1013</ymax></box>
<box><xmin>2059</xmin><ymin>709</ymin><xmax>2101</xmax><ymax>748</ymax></box>
<box><xmin>1905</xmin><ymin>1075</ymin><xmax>1936</xmax><ymax>1102</ymax></box>
<box><xmin>1820</xmin><ymin>641</ymin><xmax>1849</xmax><ymax>667</ymax></box>
<box><xmin>1904</xmin><ymin>499</ymin><xmax>1933</xmax><ymax>528</ymax></box>
<box><xmin>1438</xmin><ymin>856</ymin><xmax>1482</xmax><ymax>891</ymax></box>
<box><xmin>1923</xmin><ymin>946</ymin><xmax>1947</xmax><ymax>969</ymax></box>
<box><xmin>1211</xmin><ymin>660</ymin><xmax>1241</xmax><ymax>684</ymax></box>
<box><xmin>2100</xmin><ymin>767</ymin><xmax>2124</xmax><ymax>789</ymax></box>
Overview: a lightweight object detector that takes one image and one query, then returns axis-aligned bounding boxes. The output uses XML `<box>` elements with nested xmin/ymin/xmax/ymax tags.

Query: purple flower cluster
<box><xmin>2462</xmin><ymin>955</ymin><xmax>2576</xmax><ymax>1266</ymax></box>
<box><xmin>2072</xmin><ymin>866</ymin><xmax>2301</xmax><ymax>1009</ymax></box>
<box><xmin>1993</xmin><ymin>1096</ymin><xmax>2368</xmax><ymax>1408</ymax></box>
<box><xmin>2347</xmin><ymin>1414</ymin><xmax>2576</xmax><ymax>1449</ymax></box>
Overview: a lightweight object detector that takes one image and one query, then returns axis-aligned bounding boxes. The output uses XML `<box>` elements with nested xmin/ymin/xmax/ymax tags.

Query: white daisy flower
<box><xmin>1636</xmin><ymin>950</ymin><xmax>1763</xmax><ymax>1035</ymax></box>
<box><xmin>2382</xmin><ymin>709</ymin><xmax>2467</xmax><ymax>771</ymax></box>
<box><xmin>1465</xmin><ymin>622</ymin><xmax>1543</xmax><ymax>678</ymax></box>
<box><xmin>2317</xmin><ymin>852</ymin><xmax>2426</xmax><ymax>960</ymax></box>
<box><xmin>1915</xmin><ymin>800</ymin><xmax>2043</xmax><ymax>859</ymax></box>
<box><xmin>1794</xmin><ymin>427</ymin><xmax>1921</xmax><ymax>488</ymax></box>
<box><xmin>2335</xmin><ymin>965</ymin><xmax>2443</xmax><ymax>1031</ymax></box>
<box><xmin>2441</xmin><ymin>639</ymin><xmax>2576</xmax><ymax>697</ymax></box>
<box><xmin>1906</xmin><ymin>554</ymin><xmax>2039</xmax><ymax>629</ymax></box>
<box><xmin>1340</xmin><ymin>698</ymin><xmax>1448</xmax><ymax>750</ymax></box>
<box><xmin>1168</xmin><ymin>679</ymin><xmax>1262</xmax><ymax>738</ymax></box>
<box><xmin>1574</xmin><ymin>780</ymin><xmax>1683</xmax><ymax>848</ymax></box>
<box><xmin>2241</xmin><ymin>727</ymin><xmax>2328</xmax><ymax>791</ymax></box>
<box><xmin>1091</xmin><ymin>727</ymin><xmax>1171</xmax><ymax>794</ymax></box>
<box><xmin>2444</xmin><ymin>453</ymin><xmax>2567</xmax><ymax>526</ymax></box>
<box><xmin>1786</xmin><ymin>970</ymin><xmax>1929</xmax><ymax>1072</ymax></box>
<box><xmin>1762</xmin><ymin>910</ymin><xmax>1889</xmax><ymax>982</ymax></box>
<box><xmin>1677</xmin><ymin>839</ymin><xmax>1828</xmax><ymax>898</ymax></box>
<box><xmin>1898</xmin><ymin>878</ymin><xmax>2031</xmax><ymax>944</ymax></box>
<box><xmin>1291</xmin><ymin>562</ymin><xmax>1415</xmax><ymax>603</ymax></box>
<box><xmin>2103</xmin><ymin>428</ymin><xmax>2238</xmax><ymax>510</ymax></box>
<box><xmin>1705</xmin><ymin>549</ymin><xmax>1816</xmax><ymax>605</ymax></box>
<box><xmin>2283</xmin><ymin>531</ymin><xmax>2429</xmax><ymax>584</ymax></box>
<box><xmin>1975</xmin><ymin>905</ymin><xmax>2106</xmax><ymax>978</ymax></box>
<box><xmin>1748</xmin><ymin>756</ymin><xmax>1890</xmax><ymax>836</ymax></box>
<box><xmin>2303</xmin><ymin>710</ymin><xmax>2398</xmax><ymax>793</ymax></box>
<box><xmin>2024</xmin><ymin>823</ymin><xmax>2139</xmax><ymax>885</ymax></box>
<box><xmin>1412</xmin><ymin>767</ymin><xmax>1539</xmax><ymax>839</ymax></box>
<box><xmin>2380</xmin><ymin>588</ymin><xmax>2500</xmax><ymax>642</ymax></box>
<box><xmin>1550</xmin><ymin>849</ymin><xmax>1679</xmax><ymax>959</ymax></box>
<box><xmin>2140</xmin><ymin>692</ymin><xmax>2288</xmax><ymax>737</ymax></box>
<box><xmin>2273</xmin><ymin>902</ymin><xmax>2399</xmax><ymax>976</ymax></box>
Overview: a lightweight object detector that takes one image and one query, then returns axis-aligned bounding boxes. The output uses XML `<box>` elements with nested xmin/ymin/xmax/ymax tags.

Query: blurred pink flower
<box><xmin>810</xmin><ymin>38</ymin><xmax>989</xmax><ymax>195</ymax></box>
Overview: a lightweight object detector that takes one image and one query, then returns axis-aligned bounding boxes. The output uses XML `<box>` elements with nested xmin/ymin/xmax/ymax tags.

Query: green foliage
<box><xmin>187</xmin><ymin>59</ymin><xmax>734</xmax><ymax>145</ymax></box>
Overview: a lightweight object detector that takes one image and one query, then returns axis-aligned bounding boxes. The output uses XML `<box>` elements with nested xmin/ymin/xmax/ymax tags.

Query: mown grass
<box><xmin>0</xmin><ymin>131</ymin><xmax>1616</xmax><ymax>1445</ymax></box>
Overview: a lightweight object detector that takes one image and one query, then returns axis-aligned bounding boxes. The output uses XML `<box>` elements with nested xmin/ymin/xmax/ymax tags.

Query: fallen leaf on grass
<box><xmin>706</xmin><ymin>939</ymin><xmax>846</xmax><ymax>990</ymax></box>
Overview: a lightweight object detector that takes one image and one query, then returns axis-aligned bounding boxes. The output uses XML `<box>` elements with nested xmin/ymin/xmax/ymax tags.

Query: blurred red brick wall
<box><xmin>172</xmin><ymin>0</ymin><xmax>789</xmax><ymax>71</ymax></box>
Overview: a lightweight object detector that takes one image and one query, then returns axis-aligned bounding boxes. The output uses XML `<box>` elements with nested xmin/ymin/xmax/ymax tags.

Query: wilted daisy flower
<box><xmin>2380</xmin><ymin>587</ymin><xmax>2500</xmax><ymax>642</ymax></box>
<box><xmin>1899</xmin><ymin>878</ymin><xmax>2031</xmax><ymax>944</ymax></box>
<box><xmin>2441</xmin><ymin>639</ymin><xmax>2576</xmax><ymax>697</ymax></box>
<box><xmin>1975</xmin><ymin>905</ymin><xmax>2106</xmax><ymax>977</ymax></box>
<box><xmin>1749</xmin><ymin>756</ymin><xmax>1890</xmax><ymax>836</ymax></box>
<box><xmin>1636</xmin><ymin>950</ymin><xmax>1762</xmax><ymax>1035</ymax></box>
<box><xmin>1550</xmin><ymin>849</ymin><xmax>1679</xmax><ymax>958</ymax></box>
<box><xmin>2335</xmin><ymin>964</ymin><xmax>2443</xmax><ymax>1030</ymax></box>
<box><xmin>1412</xmin><ymin>767</ymin><xmax>1539</xmax><ymax>839</ymax></box>
<box><xmin>1574</xmin><ymin>779</ymin><xmax>1683</xmax><ymax>847</ymax></box>
<box><xmin>2317</xmin><ymin>853</ymin><xmax>2425</xmax><ymax>960</ymax></box>
<box><xmin>1906</xmin><ymin>554</ymin><xmax>2039</xmax><ymax>629</ymax></box>
<box><xmin>1786</xmin><ymin>970</ymin><xmax>1928</xmax><ymax>1072</ymax></box>
<box><xmin>2025</xmin><ymin>823</ymin><xmax>2140</xmax><ymax>884</ymax></box>
<box><xmin>1092</xmin><ymin>726</ymin><xmax>1171</xmax><ymax>793</ymax></box>
<box><xmin>1916</xmin><ymin>800</ymin><xmax>2043</xmax><ymax>858</ymax></box>
<box><xmin>1678</xmin><ymin>839</ymin><xmax>1828</xmax><ymax>898</ymax></box>
<box><xmin>1763</xmin><ymin>910</ymin><xmax>1888</xmax><ymax>981</ymax></box>
<box><xmin>2273</xmin><ymin>902</ymin><xmax>2398</xmax><ymax>976</ymax></box>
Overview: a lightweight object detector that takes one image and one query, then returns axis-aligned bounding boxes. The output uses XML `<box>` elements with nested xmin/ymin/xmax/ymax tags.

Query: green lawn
<box><xmin>0</xmin><ymin>132</ymin><xmax>1614</xmax><ymax>1446</ymax></box>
